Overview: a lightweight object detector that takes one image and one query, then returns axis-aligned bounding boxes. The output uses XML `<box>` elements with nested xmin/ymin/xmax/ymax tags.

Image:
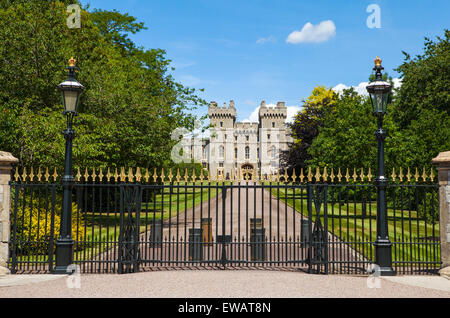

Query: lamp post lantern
<box><xmin>55</xmin><ymin>57</ymin><xmax>84</xmax><ymax>274</ymax></box>
<box><xmin>366</xmin><ymin>57</ymin><xmax>395</xmax><ymax>276</ymax></box>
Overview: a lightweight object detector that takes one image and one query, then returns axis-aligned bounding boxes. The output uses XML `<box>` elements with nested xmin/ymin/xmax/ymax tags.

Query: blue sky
<box><xmin>82</xmin><ymin>0</ymin><xmax>449</xmax><ymax>122</ymax></box>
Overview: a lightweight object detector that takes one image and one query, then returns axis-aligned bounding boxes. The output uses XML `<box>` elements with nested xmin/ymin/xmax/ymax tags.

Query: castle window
<box><xmin>272</xmin><ymin>122</ymin><xmax>275</xmax><ymax>128</ymax></box>
<box><xmin>219</xmin><ymin>162</ymin><xmax>224</xmax><ymax>168</ymax></box>
<box><xmin>257</xmin><ymin>148</ymin><xmax>260</xmax><ymax>159</ymax></box>
<box><xmin>219</xmin><ymin>145</ymin><xmax>224</xmax><ymax>159</ymax></box>
<box><xmin>245</xmin><ymin>146</ymin><xmax>250</xmax><ymax>160</ymax></box>
<box><xmin>267</xmin><ymin>134</ymin><xmax>271</xmax><ymax>140</ymax></box>
<box><xmin>271</xmin><ymin>146</ymin><xmax>277</xmax><ymax>159</ymax></box>
<box><xmin>235</xmin><ymin>148</ymin><xmax>238</xmax><ymax>159</ymax></box>
<box><xmin>235</xmin><ymin>136</ymin><xmax>238</xmax><ymax>141</ymax></box>
<box><xmin>220</xmin><ymin>122</ymin><xmax>223</xmax><ymax>127</ymax></box>
<box><xmin>246</xmin><ymin>135</ymin><xmax>249</xmax><ymax>142</ymax></box>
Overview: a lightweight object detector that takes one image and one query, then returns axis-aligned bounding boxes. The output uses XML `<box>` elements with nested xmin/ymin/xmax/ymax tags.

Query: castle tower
<box><xmin>258</xmin><ymin>101</ymin><xmax>288</xmax><ymax>177</ymax></box>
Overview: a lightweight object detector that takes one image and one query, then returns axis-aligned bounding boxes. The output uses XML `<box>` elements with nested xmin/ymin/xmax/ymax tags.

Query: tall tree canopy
<box><xmin>281</xmin><ymin>86</ymin><xmax>337</xmax><ymax>171</ymax></box>
<box><xmin>284</xmin><ymin>30</ymin><xmax>449</xmax><ymax>173</ymax></box>
<box><xmin>0</xmin><ymin>0</ymin><xmax>206</xmax><ymax>170</ymax></box>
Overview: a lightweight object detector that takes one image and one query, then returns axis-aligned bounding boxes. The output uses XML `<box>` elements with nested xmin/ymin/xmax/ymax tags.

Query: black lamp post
<box><xmin>366</xmin><ymin>57</ymin><xmax>395</xmax><ymax>276</ymax></box>
<box><xmin>55</xmin><ymin>57</ymin><xmax>84</xmax><ymax>274</ymax></box>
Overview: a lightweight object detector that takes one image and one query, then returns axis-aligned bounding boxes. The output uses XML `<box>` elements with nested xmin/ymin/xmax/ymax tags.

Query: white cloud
<box><xmin>256</xmin><ymin>36</ymin><xmax>276</xmax><ymax>44</ymax></box>
<box><xmin>333</xmin><ymin>78</ymin><xmax>402</xmax><ymax>96</ymax></box>
<box><xmin>286</xmin><ymin>20</ymin><xmax>336</xmax><ymax>44</ymax></box>
<box><xmin>243</xmin><ymin>104</ymin><xmax>300</xmax><ymax>123</ymax></box>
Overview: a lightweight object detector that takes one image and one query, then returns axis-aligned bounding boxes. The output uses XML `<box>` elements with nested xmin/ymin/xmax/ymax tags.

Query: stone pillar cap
<box><xmin>432</xmin><ymin>151</ymin><xmax>450</xmax><ymax>165</ymax></box>
<box><xmin>0</xmin><ymin>151</ymin><xmax>18</xmax><ymax>164</ymax></box>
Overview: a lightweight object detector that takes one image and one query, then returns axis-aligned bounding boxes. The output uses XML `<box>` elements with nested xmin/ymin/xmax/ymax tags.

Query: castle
<box><xmin>183</xmin><ymin>100</ymin><xmax>292</xmax><ymax>180</ymax></box>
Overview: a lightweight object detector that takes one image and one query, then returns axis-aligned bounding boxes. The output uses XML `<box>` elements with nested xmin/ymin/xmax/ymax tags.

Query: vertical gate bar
<box><xmin>215</xmin><ymin>183</ymin><xmax>219</xmax><ymax>265</ymax></box>
<box><xmin>285</xmin><ymin>181</ymin><xmax>288</xmax><ymax>265</ymax></box>
<box><xmin>48</xmin><ymin>185</ymin><xmax>56</xmax><ymax>273</ymax></box>
<box><xmin>416</xmin><ymin>187</ymin><xmax>421</xmax><ymax>273</ymax></box>
<box><xmin>142</xmin><ymin>188</ymin><xmax>148</xmax><ymax>268</ymax></box>
<box><xmin>152</xmin><ymin>186</ymin><xmax>156</xmax><ymax>266</ymax></box>
<box><xmin>207</xmin><ymin>181</ymin><xmax>211</xmax><ymax>264</ymax></box>
<box><xmin>117</xmin><ymin>185</ymin><xmax>123</xmax><ymax>274</ymax></box>
<box><xmin>161</xmin><ymin>183</ymin><xmax>165</xmax><ymax>265</ymax></box>
<box><xmin>269</xmin><ymin>181</ymin><xmax>272</xmax><ymax>264</ymax></box>
<box><xmin>292</xmin><ymin>184</ymin><xmax>296</xmax><ymax>266</ymax></box>
<box><xmin>238</xmin><ymin>182</ymin><xmax>241</xmax><ymax>266</ymax></box>
<box><xmin>44</xmin><ymin>186</ymin><xmax>50</xmax><ymax>272</ymax></box>
<box><xmin>113</xmin><ymin>186</ymin><xmax>119</xmax><ymax>273</ymax></box>
<box><xmin>168</xmin><ymin>183</ymin><xmax>172</xmax><ymax>267</ymax></box>
<box><xmin>200</xmin><ymin>180</ymin><xmax>203</xmax><ymax>266</ymax></box>
<box><xmin>261</xmin><ymin>185</ymin><xmax>264</xmax><ymax>267</ymax></box>
<box><xmin>324</xmin><ymin>185</ymin><xmax>329</xmax><ymax>274</ymax></box>
<box><xmin>307</xmin><ymin>184</ymin><xmax>313</xmax><ymax>273</ymax></box>
<box><xmin>245</xmin><ymin>181</ymin><xmax>248</xmax><ymax>264</ymax></box>
<box><xmin>91</xmin><ymin>184</ymin><xmax>96</xmax><ymax>273</ymax></box>
<box><xmin>253</xmin><ymin>180</ymin><xmax>256</xmax><ymax>266</ymax></box>
<box><xmin>35</xmin><ymin>186</ymin><xmax>42</xmax><ymax>272</ymax></box>
<box><xmin>230</xmin><ymin>182</ymin><xmax>233</xmax><ymax>263</ymax></box>
<box><xmin>176</xmin><ymin>181</ymin><xmax>180</xmax><ymax>266</ymax></box>
<box><xmin>276</xmin><ymin>183</ymin><xmax>280</xmax><ymax>266</ymax></box>
<box><xmin>221</xmin><ymin>184</ymin><xmax>227</xmax><ymax>267</ymax></box>
<box><xmin>99</xmin><ymin>183</ymin><xmax>103</xmax><ymax>273</ymax></box>
<box><xmin>105</xmin><ymin>185</ymin><xmax>111</xmax><ymax>273</ymax></box>
<box><xmin>26</xmin><ymin>187</ymin><xmax>33</xmax><ymax>271</ymax></box>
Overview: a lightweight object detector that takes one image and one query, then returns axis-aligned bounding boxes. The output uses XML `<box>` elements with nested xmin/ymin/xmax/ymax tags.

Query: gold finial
<box><xmin>52</xmin><ymin>167</ymin><xmax>58</xmax><ymax>182</ymax></box>
<box><xmin>367</xmin><ymin>167</ymin><xmax>372</xmax><ymax>182</ymax></box>
<box><xmin>322</xmin><ymin>167</ymin><xmax>329</xmax><ymax>183</ymax></box>
<box><xmin>136</xmin><ymin>167</ymin><xmax>142</xmax><ymax>182</ymax></box>
<box><xmin>14</xmin><ymin>167</ymin><xmax>19</xmax><ymax>182</ymax></box>
<box><xmin>68</xmin><ymin>57</ymin><xmax>76</xmax><ymax>67</ymax></box>
<box><xmin>161</xmin><ymin>168</ymin><xmax>166</xmax><ymax>183</ymax></box>
<box><xmin>76</xmin><ymin>167</ymin><xmax>81</xmax><ymax>182</ymax></box>
<box><xmin>144</xmin><ymin>168</ymin><xmax>150</xmax><ymax>183</ymax></box>
<box><xmin>114</xmin><ymin>168</ymin><xmax>119</xmax><ymax>183</ymax></box>
<box><xmin>37</xmin><ymin>167</ymin><xmax>42</xmax><ymax>182</ymax></box>
<box><xmin>168</xmin><ymin>168</ymin><xmax>173</xmax><ymax>183</ymax></box>
<box><xmin>315</xmin><ymin>167</ymin><xmax>321</xmax><ymax>182</ymax></box>
<box><xmin>128</xmin><ymin>167</ymin><xmax>134</xmax><ymax>182</ymax></box>
<box><xmin>374</xmin><ymin>56</ymin><xmax>382</xmax><ymax>67</ymax></box>
<box><xmin>299</xmin><ymin>168</ymin><xmax>305</xmax><ymax>183</ymax></box>
<box><xmin>330</xmin><ymin>168</ymin><xmax>335</xmax><ymax>183</ymax></box>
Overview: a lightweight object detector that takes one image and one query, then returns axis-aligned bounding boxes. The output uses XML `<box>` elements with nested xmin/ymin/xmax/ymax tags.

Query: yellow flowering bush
<box><xmin>13</xmin><ymin>202</ymin><xmax>85</xmax><ymax>255</ymax></box>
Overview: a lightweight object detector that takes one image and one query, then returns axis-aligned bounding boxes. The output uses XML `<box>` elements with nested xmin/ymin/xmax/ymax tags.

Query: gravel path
<box><xmin>0</xmin><ymin>271</ymin><xmax>449</xmax><ymax>298</ymax></box>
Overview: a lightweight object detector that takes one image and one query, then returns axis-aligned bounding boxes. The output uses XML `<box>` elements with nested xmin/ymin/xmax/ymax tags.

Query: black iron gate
<box><xmin>8</xmin><ymin>172</ymin><xmax>441</xmax><ymax>275</ymax></box>
<box><xmin>114</xmin><ymin>183</ymin><xmax>328</xmax><ymax>273</ymax></box>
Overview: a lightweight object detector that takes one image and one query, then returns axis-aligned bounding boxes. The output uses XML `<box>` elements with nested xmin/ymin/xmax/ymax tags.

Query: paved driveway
<box><xmin>0</xmin><ymin>271</ymin><xmax>449</xmax><ymax>298</ymax></box>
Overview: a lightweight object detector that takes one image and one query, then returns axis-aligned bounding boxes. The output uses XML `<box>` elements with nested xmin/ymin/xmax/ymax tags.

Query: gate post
<box><xmin>432</xmin><ymin>151</ymin><xmax>450</xmax><ymax>277</ymax></box>
<box><xmin>0</xmin><ymin>152</ymin><xmax>18</xmax><ymax>275</ymax></box>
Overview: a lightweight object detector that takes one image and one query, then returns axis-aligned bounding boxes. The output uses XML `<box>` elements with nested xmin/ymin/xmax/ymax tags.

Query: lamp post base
<box><xmin>54</xmin><ymin>239</ymin><xmax>74</xmax><ymax>274</ymax></box>
<box><xmin>374</xmin><ymin>239</ymin><xmax>396</xmax><ymax>276</ymax></box>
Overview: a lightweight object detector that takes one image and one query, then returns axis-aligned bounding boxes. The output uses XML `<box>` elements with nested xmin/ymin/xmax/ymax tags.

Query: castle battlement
<box><xmin>259</xmin><ymin>101</ymin><xmax>287</xmax><ymax>120</ymax></box>
<box><xmin>208</xmin><ymin>100</ymin><xmax>236</xmax><ymax>119</ymax></box>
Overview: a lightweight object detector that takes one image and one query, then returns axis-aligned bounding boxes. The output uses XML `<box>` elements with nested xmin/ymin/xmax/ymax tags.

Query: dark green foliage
<box><xmin>0</xmin><ymin>1</ymin><xmax>207</xmax><ymax>171</ymax></box>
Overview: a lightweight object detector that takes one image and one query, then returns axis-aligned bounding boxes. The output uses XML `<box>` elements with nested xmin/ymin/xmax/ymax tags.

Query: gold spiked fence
<box><xmin>12</xmin><ymin>166</ymin><xmax>438</xmax><ymax>184</ymax></box>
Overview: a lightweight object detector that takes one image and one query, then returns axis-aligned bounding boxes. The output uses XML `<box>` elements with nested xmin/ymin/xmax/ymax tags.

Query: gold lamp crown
<box><xmin>68</xmin><ymin>57</ymin><xmax>77</xmax><ymax>67</ymax></box>
<box><xmin>374</xmin><ymin>56</ymin><xmax>382</xmax><ymax>67</ymax></box>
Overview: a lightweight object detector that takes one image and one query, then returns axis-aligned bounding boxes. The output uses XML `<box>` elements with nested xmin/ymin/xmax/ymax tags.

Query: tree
<box><xmin>281</xmin><ymin>86</ymin><xmax>337</xmax><ymax>172</ymax></box>
<box><xmin>390</xmin><ymin>30</ymin><xmax>450</xmax><ymax>168</ymax></box>
<box><xmin>0</xmin><ymin>1</ymin><xmax>207</xmax><ymax>171</ymax></box>
<box><xmin>306</xmin><ymin>88</ymin><xmax>401</xmax><ymax>171</ymax></box>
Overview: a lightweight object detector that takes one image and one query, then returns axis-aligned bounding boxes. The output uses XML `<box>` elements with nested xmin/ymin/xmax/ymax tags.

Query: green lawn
<box><xmin>268</xmin><ymin>184</ymin><xmax>440</xmax><ymax>265</ymax></box>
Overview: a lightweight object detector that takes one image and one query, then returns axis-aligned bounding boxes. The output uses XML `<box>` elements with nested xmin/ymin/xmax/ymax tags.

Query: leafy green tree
<box><xmin>281</xmin><ymin>86</ymin><xmax>337</xmax><ymax>171</ymax></box>
<box><xmin>0</xmin><ymin>1</ymin><xmax>207</xmax><ymax>171</ymax></box>
<box><xmin>306</xmin><ymin>88</ymin><xmax>401</xmax><ymax>171</ymax></box>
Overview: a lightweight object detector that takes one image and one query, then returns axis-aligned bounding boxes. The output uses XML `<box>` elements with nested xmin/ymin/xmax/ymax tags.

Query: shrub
<box><xmin>12</xmin><ymin>202</ymin><xmax>85</xmax><ymax>256</ymax></box>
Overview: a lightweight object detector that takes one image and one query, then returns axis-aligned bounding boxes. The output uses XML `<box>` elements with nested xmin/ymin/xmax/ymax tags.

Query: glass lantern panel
<box><xmin>63</xmin><ymin>90</ymin><xmax>79</xmax><ymax>112</ymax></box>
